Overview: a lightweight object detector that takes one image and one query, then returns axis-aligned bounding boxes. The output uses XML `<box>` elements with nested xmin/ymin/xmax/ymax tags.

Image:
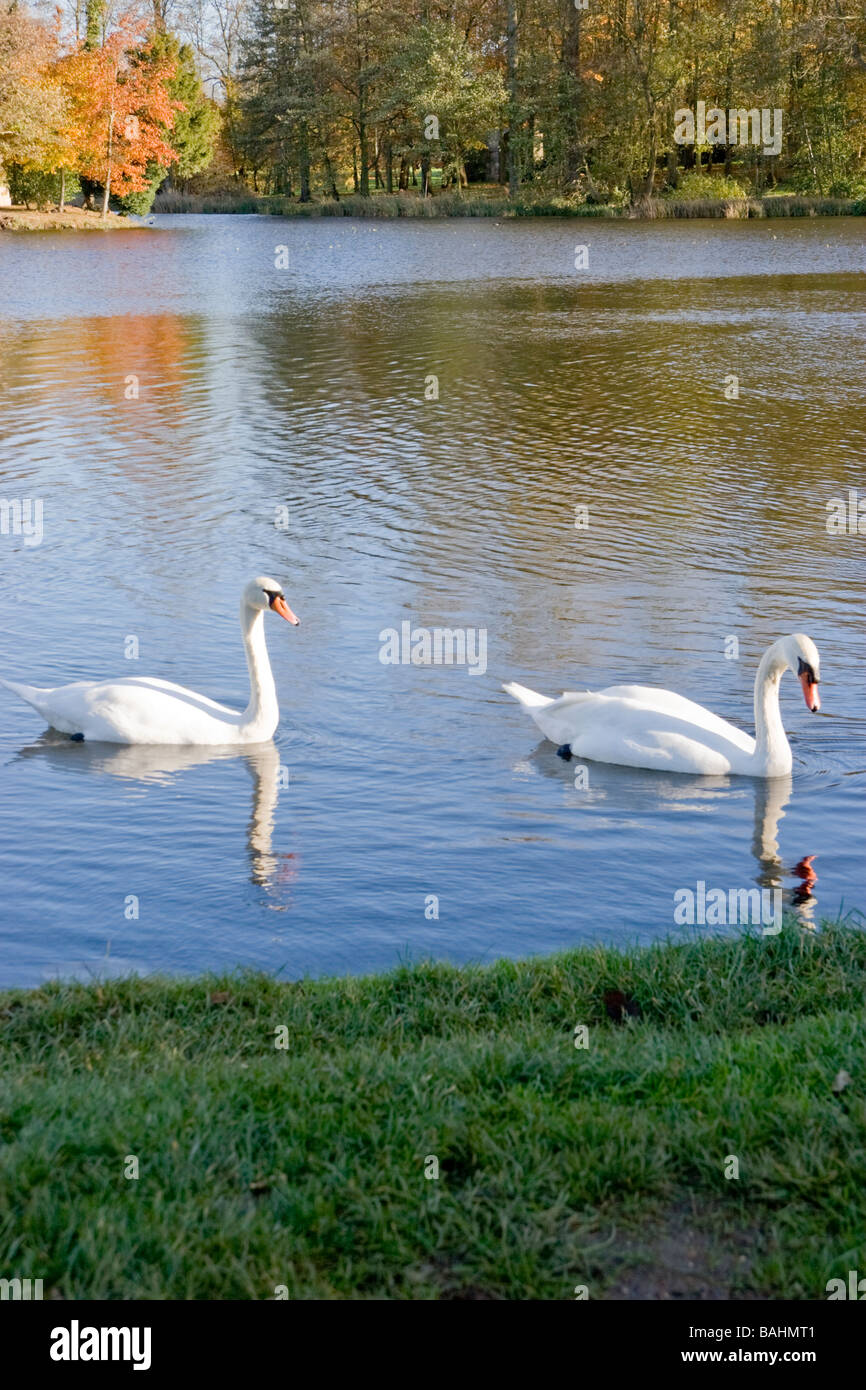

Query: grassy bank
<box><xmin>153</xmin><ymin>189</ymin><xmax>866</xmax><ymax>220</ymax></box>
<box><xmin>1</xmin><ymin>923</ymin><xmax>864</xmax><ymax>1299</ymax></box>
<box><xmin>0</xmin><ymin>205</ymin><xmax>141</xmax><ymax>232</ymax></box>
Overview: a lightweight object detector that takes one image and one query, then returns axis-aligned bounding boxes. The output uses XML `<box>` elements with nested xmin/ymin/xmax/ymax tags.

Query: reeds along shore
<box><xmin>6</xmin><ymin>193</ymin><xmax>863</xmax><ymax>230</ymax></box>
<box><xmin>151</xmin><ymin>190</ymin><xmax>866</xmax><ymax>219</ymax></box>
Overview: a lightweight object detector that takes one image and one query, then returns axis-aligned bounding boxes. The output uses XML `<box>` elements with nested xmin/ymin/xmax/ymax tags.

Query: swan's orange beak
<box><xmin>270</xmin><ymin>595</ymin><xmax>300</xmax><ymax>625</ymax></box>
<box><xmin>799</xmin><ymin>671</ymin><xmax>820</xmax><ymax>712</ymax></box>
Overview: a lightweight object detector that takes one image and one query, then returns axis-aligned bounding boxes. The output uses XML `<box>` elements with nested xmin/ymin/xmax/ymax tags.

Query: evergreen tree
<box><xmin>118</xmin><ymin>29</ymin><xmax>220</xmax><ymax>213</ymax></box>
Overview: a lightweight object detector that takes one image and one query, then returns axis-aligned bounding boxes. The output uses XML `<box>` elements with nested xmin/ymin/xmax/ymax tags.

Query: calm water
<box><xmin>0</xmin><ymin>215</ymin><xmax>863</xmax><ymax>987</ymax></box>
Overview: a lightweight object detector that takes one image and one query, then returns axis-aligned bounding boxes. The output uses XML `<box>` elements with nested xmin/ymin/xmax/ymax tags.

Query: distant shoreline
<box><xmin>152</xmin><ymin>191</ymin><xmax>866</xmax><ymax>221</ymax></box>
<box><xmin>5</xmin><ymin>194</ymin><xmax>864</xmax><ymax>231</ymax></box>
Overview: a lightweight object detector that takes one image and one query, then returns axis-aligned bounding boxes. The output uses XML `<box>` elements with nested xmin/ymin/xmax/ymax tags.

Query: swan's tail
<box><xmin>0</xmin><ymin>677</ymin><xmax>51</xmax><ymax>709</ymax></box>
<box><xmin>502</xmin><ymin>681</ymin><xmax>553</xmax><ymax>710</ymax></box>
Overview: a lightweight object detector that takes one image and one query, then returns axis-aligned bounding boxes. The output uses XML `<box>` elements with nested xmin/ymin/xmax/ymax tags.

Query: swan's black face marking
<box><xmin>262</xmin><ymin>588</ymin><xmax>284</xmax><ymax>606</ymax></box>
<box><xmin>556</xmin><ymin>743</ymin><xmax>573</xmax><ymax>761</ymax></box>
<box><xmin>798</xmin><ymin>657</ymin><xmax>819</xmax><ymax>685</ymax></box>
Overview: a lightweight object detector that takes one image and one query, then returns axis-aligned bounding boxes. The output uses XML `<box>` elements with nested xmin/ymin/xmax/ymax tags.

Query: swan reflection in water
<box><xmin>751</xmin><ymin>775</ymin><xmax>818</xmax><ymax>927</ymax></box>
<box><xmin>524</xmin><ymin>746</ymin><xmax>818</xmax><ymax>928</ymax></box>
<box><xmin>16</xmin><ymin>734</ymin><xmax>298</xmax><ymax>898</ymax></box>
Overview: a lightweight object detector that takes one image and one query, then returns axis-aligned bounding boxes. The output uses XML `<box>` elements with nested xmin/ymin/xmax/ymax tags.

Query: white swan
<box><xmin>504</xmin><ymin>634</ymin><xmax>821</xmax><ymax>777</ymax></box>
<box><xmin>0</xmin><ymin>577</ymin><xmax>299</xmax><ymax>746</ymax></box>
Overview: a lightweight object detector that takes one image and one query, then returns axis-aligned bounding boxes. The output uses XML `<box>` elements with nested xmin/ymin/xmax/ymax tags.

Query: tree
<box><xmin>0</xmin><ymin>7</ymin><xmax>66</xmax><ymax>178</ymax></box>
<box><xmin>117</xmin><ymin>29</ymin><xmax>220</xmax><ymax>210</ymax></box>
<box><xmin>240</xmin><ymin>0</ymin><xmax>322</xmax><ymax>198</ymax></box>
<box><xmin>208</xmin><ymin>0</ymin><xmax>866</xmax><ymax>204</ymax></box>
<box><xmin>382</xmin><ymin>20</ymin><xmax>505</xmax><ymax>192</ymax></box>
<box><xmin>179</xmin><ymin>0</ymin><xmax>251</xmax><ymax>174</ymax></box>
<box><xmin>61</xmin><ymin>22</ymin><xmax>179</xmax><ymax>216</ymax></box>
<box><xmin>166</xmin><ymin>35</ymin><xmax>221</xmax><ymax>178</ymax></box>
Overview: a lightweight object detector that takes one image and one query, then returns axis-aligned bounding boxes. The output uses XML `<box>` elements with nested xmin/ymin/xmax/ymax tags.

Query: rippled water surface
<box><xmin>0</xmin><ymin>215</ymin><xmax>863</xmax><ymax>987</ymax></box>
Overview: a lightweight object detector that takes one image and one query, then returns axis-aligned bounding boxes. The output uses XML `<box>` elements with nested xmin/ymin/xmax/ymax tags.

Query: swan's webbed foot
<box><xmin>70</xmin><ymin>732</ymin><xmax>85</xmax><ymax>742</ymax></box>
<box><xmin>556</xmin><ymin>743</ymin><xmax>572</xmax><ymax>761</ymax></box>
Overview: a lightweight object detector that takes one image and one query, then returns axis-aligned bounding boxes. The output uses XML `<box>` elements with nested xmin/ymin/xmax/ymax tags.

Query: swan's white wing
<box><xmin>94</xmin><ymin>677</ymin><xmax>239</xmax><ymax>715</ymax></box>
<box><xmin>595</xmin><ymin>684</ymin><xmax>752</xmax><ymax>741</ymax></box>
<box><xmin>2</xmin><ymin>676</ymin><xmax>243</xmax><ymax>743</ymax></box>
<box><xmin>526</xmin><ymin>686</ymin><xmax>755</xmax><ymax>775</ymax></box>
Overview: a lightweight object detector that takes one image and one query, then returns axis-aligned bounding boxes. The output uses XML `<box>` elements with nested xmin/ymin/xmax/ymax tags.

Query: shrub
<box><xmin>116</xmin><ymin>164</ymin><xmax>166</xmax><ymax>216</ymax></box>
<box><xmin>828</xmin><ymin>176</ymin><xmax>866</xmax><ymax>199</ymax></box>
<box><xmin>664</xmin><ymin>170</ymin><xmax>748</xmax><ymax>202</ymax></box>
<box><xmin>7</xmin><ymin>166</ymin><xmax>80</xmax><ymax>209</ymax></box>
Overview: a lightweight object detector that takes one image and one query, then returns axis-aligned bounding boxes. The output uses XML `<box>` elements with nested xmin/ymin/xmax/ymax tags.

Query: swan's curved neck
<box><xmin>753</xmin><ymin>643</ymin><xmax>791</xmax><ymax>774</ymax></box>
<box><xmin>240</xmin><ymin>602</ymin><xmax>278</xmax><ymax>736</ymax></box>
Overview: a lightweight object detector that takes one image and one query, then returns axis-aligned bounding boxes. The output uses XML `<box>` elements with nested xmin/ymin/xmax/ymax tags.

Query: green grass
<box><xmin>1</xmin><ymin>923</ymin><xmax>864</xmax><ymax>1299</ymax></box>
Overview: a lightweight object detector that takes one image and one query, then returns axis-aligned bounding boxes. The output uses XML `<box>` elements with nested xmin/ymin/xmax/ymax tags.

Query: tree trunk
<box><xmin>59</xmin><ymin>168</ymin><xmax>66</xmax><ymax>212</ymax></box>
<box><xmin>723</xmin><ymin>56</ymin><xmax>733</xmax><ymax>177</ymax></box>
<box><xmin>420</xmin><ymin>153</ymin><xmax>430</xmax><ymax>196</ymax></box>
<box><xmin>372</xmin><ymin>127</ymin><xmax>383</xmax><ymax>188</ymax></box>
<box><xmin>398</xmin><ymin>156</ymin><xmax>408</xmax><ymax>190</ymax></box>
<box><xmin>101</xmin><ymin>110</ymin><xmax>114</xmax><ymax>219</ymax></box>
<box><xmin>636</xmin><ymin>125</ymin><xmax>657</xmax><ymax>205</ymax></box>
<box><xmin>801</xmin><ymin>117</ymin><xmax>822</xmax><ymax>194</ymax></box>
<box><xmin>323</xmin><ymin>152</ymin><xmax>340</xmax><ymax>200</ymax></box>
<box><xmin>358</xmin><ymin>85</ymin><xmax>370</xmax><ymax>196</ymax></box>
<box><xmin>298</xmin><ymin>124</ymin><xmax>311</xmax><ymax>202</ymax></box>
<box><xmin>506</xmin><ymin>0</ymin><xmax>519</xmax><ymax>198</ymax></box>
<box><xmin>359</xmin><ymin>137</ymin><xmax>369</xmax><ymax>195</ymax></box>
<box><xmin>385</xmin><ymin>140</ymin><xmax>393</xmax><ymax>193</ymax></box>
<box><xmin>560</xmin><ymin>0</ymin><xmax>582</xmax><ymax>190</ymax></box>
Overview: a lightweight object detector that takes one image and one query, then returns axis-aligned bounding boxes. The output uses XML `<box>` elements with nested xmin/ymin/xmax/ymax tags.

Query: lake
<box><xmin>0</xmin><ymin>214</ymin><xmax>863</xmax><ymax>987</ymax></box>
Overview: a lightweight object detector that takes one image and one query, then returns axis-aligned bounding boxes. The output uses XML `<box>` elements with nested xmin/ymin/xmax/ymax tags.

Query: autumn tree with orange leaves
<box><xmin>60</xmin><ymin>22</ymin><xmax>179</xmax><ymax>217</ymax></box>
<box><xmin>0</xmin><ymin>8</ymin><xmax>66</xmax><ymax>181</ymax></box>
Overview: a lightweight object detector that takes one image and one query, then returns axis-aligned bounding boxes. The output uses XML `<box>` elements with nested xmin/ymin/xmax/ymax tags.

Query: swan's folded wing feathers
<box><xmin>599</xmin><ymin>683</ymin><xmax>743</xmax><ymax>733</ymax></box>
<box><xmin>527</xmin><ymin>685</ymin><xmax>756</xmax><ymax>774</ymax></box>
